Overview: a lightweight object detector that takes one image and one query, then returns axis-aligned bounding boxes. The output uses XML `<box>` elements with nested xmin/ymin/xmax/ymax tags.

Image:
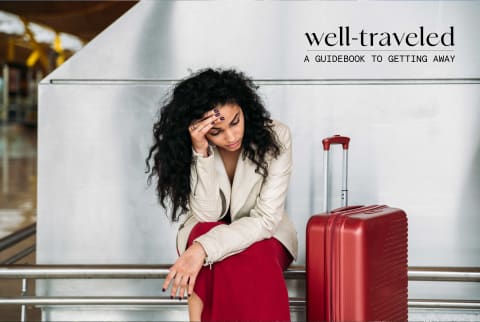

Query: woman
<box><xmin>145</xmin><ymin>68</ymin><xmax>298</xmax><ymax>321</ymax></box>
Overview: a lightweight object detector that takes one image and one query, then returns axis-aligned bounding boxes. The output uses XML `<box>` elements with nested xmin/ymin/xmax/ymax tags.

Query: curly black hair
<box><xmin>145</xmin><ymin>68</ymin><xmax>282</xmax><ymax>222</ymax></box>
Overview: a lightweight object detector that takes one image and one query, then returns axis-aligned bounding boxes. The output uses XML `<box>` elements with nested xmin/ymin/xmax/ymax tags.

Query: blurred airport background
<box><xmin>0</xmin><ymin>2</ymin><xmax>136</xmax><ymax>320</ymax></box>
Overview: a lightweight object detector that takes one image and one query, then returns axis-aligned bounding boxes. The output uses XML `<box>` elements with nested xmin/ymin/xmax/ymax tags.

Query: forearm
<box><xmin>193</xmin><ymin>215</ymin><xmax>276</xmax><ymax>264</ymax></box>
<box><xmin>189</xmin><ymin>146</ymin><xmax>224</xmax><ymax>221</ymax></box>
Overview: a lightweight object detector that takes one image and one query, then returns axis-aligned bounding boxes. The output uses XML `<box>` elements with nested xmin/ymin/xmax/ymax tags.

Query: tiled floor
<box><xmin>0</xmin><ymin>124</ymin><xmax>40</xmax><ymax>321</ymax></box>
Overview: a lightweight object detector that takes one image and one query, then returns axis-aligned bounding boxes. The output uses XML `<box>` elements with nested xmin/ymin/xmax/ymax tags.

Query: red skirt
<box><xmin>187</xmin><ymin>221</ymin><xmax>293</xmax><ymax>322</ymax></box>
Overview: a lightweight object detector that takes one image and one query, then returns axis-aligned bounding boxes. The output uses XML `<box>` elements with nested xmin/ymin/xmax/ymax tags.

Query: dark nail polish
<box><xmin>178</xmin><ymin>296</ymin><xmax>182</xmax><ymax>301</ymax></box>
<box><xmin>220</xmin><ymin>117</ymin><xmax>225</xmax><ymax>121</ymax></box>
<box><xmin>162</xmin><ymin>288</ymin><xmax>165</xmax><ymax>292</ymax></box>
<box><xmin>215</xmin><ymin>112</ymin><xmax>220</xmax><ymax>117</ymax></box>
<box><xmin>214</xmin><ymin>108</ymin><xmax>219</xmax><ymax>113</ymax></box>
<box><xmin>211</xmin><ymin>121</ymin><xmax>215</xmax><ymax>125</ymax></box>
<box><xmin>170</xmin><ymin>295</ymin><xmax>173</xmax><ymax>299</ymax></box>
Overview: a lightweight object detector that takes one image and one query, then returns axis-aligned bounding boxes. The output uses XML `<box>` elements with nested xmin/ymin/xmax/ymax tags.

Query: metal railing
<box><xmin>0</xmin><ymin>224</ymin><xmax>36</xmax><ymax>252</ymax></box>
<box><xmin>1</xmin><ymin>264</ymin><xmax>480</xmax><ymax>281</ymax></box>
<box><xmin>0</xmin><ymin>223</ymin><xmax>36</xmax><ymax>265</ymax></box>
<box><xmin>0</xmin><ymin>265</ymin><xmax>479</xmax><ymax>311</ymax></box>
<box><xmin>1</xmin><ymin>226</ymin><xmax>480</xmax><ymax>320</ymax></box>
<box><xmin>408</xmin><ymin>266</ymin><xmax>480</xmax><ymax>282</ymax></box>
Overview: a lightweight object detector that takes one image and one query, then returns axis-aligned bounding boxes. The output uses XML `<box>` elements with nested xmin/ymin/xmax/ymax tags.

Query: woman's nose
<box><xmin>225</xmin><ymin>129</ymin><xmax>235</xmax><ymax>141</ymax></box>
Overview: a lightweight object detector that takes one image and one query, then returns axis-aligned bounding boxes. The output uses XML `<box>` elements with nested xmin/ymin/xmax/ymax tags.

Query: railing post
<box><xmin>21</xmin><ymin>278</ymin><xmax>27</xmax><ymax>322</ymax></box>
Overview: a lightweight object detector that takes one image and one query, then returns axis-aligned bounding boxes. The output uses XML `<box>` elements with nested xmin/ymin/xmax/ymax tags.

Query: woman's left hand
<box><xmin>162</xmin><ymin>242</ymin><xmax>207</xmax><ymax>299</ymax></box>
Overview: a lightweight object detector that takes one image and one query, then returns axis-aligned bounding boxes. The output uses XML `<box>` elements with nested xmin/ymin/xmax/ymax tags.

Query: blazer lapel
<box><xmin>213</xmin><ymin>147</ymin><xmax>231</xmax><ymax>216</ymax></box>
<box><xmin>230</xmin><ymin>154</ymin><xmax>263</xmax><ymax>218</ymax></box>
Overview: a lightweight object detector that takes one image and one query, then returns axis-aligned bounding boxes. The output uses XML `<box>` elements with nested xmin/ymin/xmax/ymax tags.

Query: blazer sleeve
<box><xmin>189</xmin><ymin>146</ymin><xmax>224</xmax><ymax>222</ymax></box>
<box><xmin>193</xmin><ymin>124</ymin><xmax>292</xmax><ymax>264</ymax></box>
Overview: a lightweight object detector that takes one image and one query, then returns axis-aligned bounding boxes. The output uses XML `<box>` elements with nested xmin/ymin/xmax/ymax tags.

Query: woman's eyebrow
<box><xmin>210</xmin><ymin>112</ymin><xmax>239</xmax><ymax>130</ymax></box>
<box><xmin>228</xmin><ymin>112</ymin><xmax>240</xmax><ymax>124</ymax></box>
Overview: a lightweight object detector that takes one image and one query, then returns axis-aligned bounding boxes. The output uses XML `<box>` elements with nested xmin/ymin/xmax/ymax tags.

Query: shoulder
<box><xmin>270</xmin><ymin>119</ymin><xmax>291</xmax><ymax>145</ymax></box>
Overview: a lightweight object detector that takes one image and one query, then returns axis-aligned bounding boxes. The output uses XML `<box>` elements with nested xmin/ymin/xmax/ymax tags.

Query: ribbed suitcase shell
<box><xmin>306</xmin><ymin>205</ymin><xmax>408</xmax><ymax>322</ymax></box>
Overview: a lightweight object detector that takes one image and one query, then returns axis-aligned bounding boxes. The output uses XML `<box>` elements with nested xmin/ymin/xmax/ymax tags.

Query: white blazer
<box><xmin>176</xmin><ymin>120</ymin><xmax>298</xmax><ymax>265</ymax></box>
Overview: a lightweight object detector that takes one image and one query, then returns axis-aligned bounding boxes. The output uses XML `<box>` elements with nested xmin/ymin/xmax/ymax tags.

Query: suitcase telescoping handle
<box><xmin>322</xmin><ymin>135</ymin><xmax>350</xmax><ymax>212</ymax></box>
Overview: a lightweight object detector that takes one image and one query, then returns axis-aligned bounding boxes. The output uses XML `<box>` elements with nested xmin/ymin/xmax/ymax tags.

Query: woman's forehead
<box><xmin>216</xmin><ymin>103</ymin><xmax>242</xmax><ymax>114</ymax></box>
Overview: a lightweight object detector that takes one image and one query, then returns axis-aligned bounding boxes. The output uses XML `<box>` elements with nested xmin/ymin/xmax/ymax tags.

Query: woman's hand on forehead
<box><xmin>189</xmin><ymin>108</ymin><xmax>224</xmax><ymax>157</ymax></box>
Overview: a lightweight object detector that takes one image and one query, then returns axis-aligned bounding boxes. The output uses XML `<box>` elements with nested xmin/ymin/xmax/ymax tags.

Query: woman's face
<box><xmin>206</xmin><ymin>103</ymin><xmax>245</xmax><ymax>152</ymax></box>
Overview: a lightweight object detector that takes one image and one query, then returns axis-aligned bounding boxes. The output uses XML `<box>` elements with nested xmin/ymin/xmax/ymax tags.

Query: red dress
<box><xmin>187</xmin><ymin>221</ymin><xmax>293</xmax><ymax>322</ymax></box>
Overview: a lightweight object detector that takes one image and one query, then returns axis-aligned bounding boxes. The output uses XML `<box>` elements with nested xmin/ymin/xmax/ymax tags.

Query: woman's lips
<box><xmin>227</xmin><ymin>140</ymin><xmax>240</xmax><ymax>148</ymax></box>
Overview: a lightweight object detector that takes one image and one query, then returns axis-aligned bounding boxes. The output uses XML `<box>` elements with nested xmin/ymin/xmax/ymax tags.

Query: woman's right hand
<box><xmin>189</xmin><ymin>108</ymin><xmax>223</xmax><ymax>157</ymax></box>
<box><xmin>162</xmin><ymin>242</ymin><xmax>207</xmax><ymax>299</ymax></box>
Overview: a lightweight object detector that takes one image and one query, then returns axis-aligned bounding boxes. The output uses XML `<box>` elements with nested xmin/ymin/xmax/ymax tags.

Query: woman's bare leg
<box><xmin>188</xmin><ymin>292</ymin><xmax>203</xmax><ymax>321</ymax></box>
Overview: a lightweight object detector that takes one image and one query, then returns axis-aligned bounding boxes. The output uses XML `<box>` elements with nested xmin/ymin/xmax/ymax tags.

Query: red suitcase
<box><xmin>306</xmin><ymin>135</ymin><xmax>408</xmax><ymax>322</ymax></box>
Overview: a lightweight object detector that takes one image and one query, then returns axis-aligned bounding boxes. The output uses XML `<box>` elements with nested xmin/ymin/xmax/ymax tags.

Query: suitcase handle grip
<box><xmin>322</xmin><ymin>135</ymin><xmax>350</xmax><ymax>151</ymax></box>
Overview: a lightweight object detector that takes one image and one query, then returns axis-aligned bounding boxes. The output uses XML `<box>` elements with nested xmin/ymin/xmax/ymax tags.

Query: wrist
<box><xmin>195</xmin><ymin>242</ymin><xmax>213</xmax><ymax>268</ymax></box>
<box><xmin>193</xmin><ymin>241</ymin><xmax>207</xmax><ymax>259</ymax></box>
<box><xmin>193</xmin><ymin>146</ymin><xmax>210</xmax><ymax>158</ymax></box>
